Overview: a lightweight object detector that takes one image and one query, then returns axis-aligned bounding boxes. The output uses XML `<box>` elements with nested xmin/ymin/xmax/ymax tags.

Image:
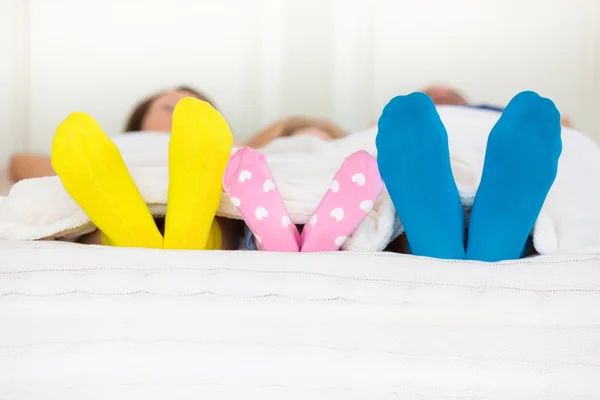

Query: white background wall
<box><xmin>0</xmin><ymin>0</ymin><xmax>27</xmax><ymax>164</ymax></box>
<box><xmin>0</xmin><ymin>0</ymin><xmax>599</xmax><ymax>164</ymax></box>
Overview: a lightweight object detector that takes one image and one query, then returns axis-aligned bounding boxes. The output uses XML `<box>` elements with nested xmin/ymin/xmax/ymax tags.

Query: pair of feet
<box><xmin>377</xmin><ymin>91</ymin><xmax>563</xmax><ymax>262</ymax></box>
<box><xmin>51</xmin><ymin>98</ymin><xmax>233</xmax><ymax>249</ymax></box>
<box><xmin>222</xmin><ymin>148</ymin><xmax>384</xmax><ymax>252</ymax></box>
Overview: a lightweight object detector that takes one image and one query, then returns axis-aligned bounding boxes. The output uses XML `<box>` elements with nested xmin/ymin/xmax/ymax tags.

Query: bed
<box><xmin>2</xmin><ymin>102</ymin><xmax>600</xmax><ymax>398</ymax></box>
<box><xmin>2</xmin><ymin>1</ymin><xmax>600</xmax><ymax>396</ymax></box>
<box><xmin>1</xmin><ymin>240</ymin><xmax>599</xmax><ymax>398</ymax></box>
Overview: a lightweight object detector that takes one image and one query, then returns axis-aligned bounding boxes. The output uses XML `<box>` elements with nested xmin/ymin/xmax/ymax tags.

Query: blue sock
<box><xmin>466</xmin><ymin>91</ymin><xmax>562</xmax><ymax>262</ymax></box>
<box><xmin>376</xmin><ymin>92</ymin><xmax>465</xmax><ymax>259</ymax></box>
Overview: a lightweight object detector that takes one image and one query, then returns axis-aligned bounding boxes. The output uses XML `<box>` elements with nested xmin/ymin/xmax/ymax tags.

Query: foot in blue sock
<box><xmin>376</xmin><ymin>92</ymin><xmax>465</xmax><ymax>259</ymax></box>
<box><xmin>466</xmin><ymin>91</ymin><xmax>562</xmax><ymax>262</ymax></box>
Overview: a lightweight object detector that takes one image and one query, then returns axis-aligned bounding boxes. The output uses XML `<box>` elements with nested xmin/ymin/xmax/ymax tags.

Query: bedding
<box><xmin>1</xmin><ymin>106</ymin><xmax>600</xmax><ymax>254</ymax></box>
<box><xmin>1</xmin><ymin>240</ymin><xmax>599</xmax><ymax>398</ymax></box>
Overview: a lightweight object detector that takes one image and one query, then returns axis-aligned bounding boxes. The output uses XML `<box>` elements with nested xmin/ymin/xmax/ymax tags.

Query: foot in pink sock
<box><xmin>223</xmin><ymin>147</ymin><xmax>300</xmax><ymax>252</ymax></box>
<box><xmin>301</xmin><ymin>150</ymin><xmax>384</xmax><ymax>252</ymax></box>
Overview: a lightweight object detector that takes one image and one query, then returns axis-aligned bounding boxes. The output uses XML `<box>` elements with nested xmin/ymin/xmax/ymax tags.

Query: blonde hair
<box><xmin>246</xmin><ymin>116</ymin><xmax>347</xmax><ymax>148</ymax></box>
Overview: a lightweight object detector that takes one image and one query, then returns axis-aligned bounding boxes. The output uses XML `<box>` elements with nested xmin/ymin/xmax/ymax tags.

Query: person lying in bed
<box><xmin>53</xmin><ymin>96</ymin><xmax>240</xmax><ymax>250</ymax></box>
<box><xmin>229</xmin><ymin>115</ymin><xmax>384</xmax><ymax>253</ymax></box>
<box><xmin>9</xmin><ymin>85</ymin><xmax>244</xmax><ymax>249</ymax></box>
<box><xmin>376</xmin><ymin>90</ymin><xmax>561</xmax><ymax>262</ymax></box>
<box><xmin>222</xmin><ymin>147</ymin><xmax>383</xmax><ymax>253</ymax></box>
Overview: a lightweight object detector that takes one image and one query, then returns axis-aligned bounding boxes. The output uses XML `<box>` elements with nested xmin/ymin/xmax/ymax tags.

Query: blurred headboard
<box><xmin>1</xmin><ymin>0</ymin><xmax>599</xmax><ymax>164</ymax></box>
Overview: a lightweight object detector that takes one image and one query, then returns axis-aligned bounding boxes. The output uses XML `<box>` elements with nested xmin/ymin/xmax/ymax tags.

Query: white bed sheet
<box><xmin>1</xmin><ymin>241</ymin><xmax>599</xmax><ymax>399</ymax></box>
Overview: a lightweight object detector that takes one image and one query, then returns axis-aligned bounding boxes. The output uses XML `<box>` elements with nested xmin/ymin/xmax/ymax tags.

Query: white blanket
<box><xmin>1</xmin><ymin>240</ymin><xmax>600</xmax><ymax>399</ymax></box>
<box><xmin>1</xmin><ymin>105</ymin><xmax>600</xmax><ymax>254</ymax></box>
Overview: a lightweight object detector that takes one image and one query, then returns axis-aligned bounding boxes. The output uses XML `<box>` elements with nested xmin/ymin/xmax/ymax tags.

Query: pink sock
<box><xmin>223</xmin><ymin>147</ymin><xmax>300</xmax><ymax>252</ymax></box>
<box><xmin>300</xmin><ymin>150</ymin><xmax>383</xmax><ymax>252</ymax></box>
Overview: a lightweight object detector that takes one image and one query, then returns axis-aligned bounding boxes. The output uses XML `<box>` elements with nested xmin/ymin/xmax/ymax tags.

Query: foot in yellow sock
<box><xmin>52</xmin><ymin>112</ymin><xmax>163</xmax><ymax>249</ymax></box>
<box><xmin>164</xmin><ymin>97</ymin><xmax>233</xmax><ymax>250</ymax></box>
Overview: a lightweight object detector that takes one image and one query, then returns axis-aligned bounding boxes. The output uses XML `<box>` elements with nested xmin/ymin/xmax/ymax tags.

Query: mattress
<box><xmin>1</xmin><ymin>240</ymin><xmax>600</xmax><ymax>399</ymax></box>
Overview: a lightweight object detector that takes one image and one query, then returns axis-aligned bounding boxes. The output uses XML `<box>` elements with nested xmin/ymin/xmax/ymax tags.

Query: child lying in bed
<box><xmin>222</xmin><ymin>146</ymin><xmax>383</xmax><ymax>252</ymax></box>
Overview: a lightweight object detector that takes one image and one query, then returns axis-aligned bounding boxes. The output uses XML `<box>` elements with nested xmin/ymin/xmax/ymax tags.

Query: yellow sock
<box><xmin>164</xmin><ymin>97</ymin><xmax>233</xmax><ymax>250</ymax></box>
<box><xmin>51</xmin><ymin>112</ymin><xmax>163</xmax><ymax>249</ymax></box>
